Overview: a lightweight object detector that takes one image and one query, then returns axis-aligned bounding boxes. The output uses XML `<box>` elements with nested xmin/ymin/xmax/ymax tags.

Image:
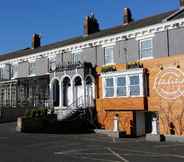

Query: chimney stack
<box><xmin>32</xmin><ymin>34</ymin><xmax>41</xmax><ymax>49</ymax></box>
<box><xmin>180</xmin><ymin>0</ymin><xmax>184</xmax><ymax>8</ymax></box>
<box><xmin>123</xmin><ymin>8</ymin><xmax>133</xmax><ymax>25</ymax></box>
<box><xmin>83</xmin><ymin>14</ymin><xmax>100</xmax><ymax>36</ymax></box>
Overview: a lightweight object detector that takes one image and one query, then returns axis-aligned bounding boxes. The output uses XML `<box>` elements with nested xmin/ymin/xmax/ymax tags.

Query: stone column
<box><xmin>113</xmin><ymin>114</ymin><xmax>120</xmax><ymax>132</ymax></box>
<box><xmin>151</xmin><ymin>117</ymin><xmax>160</xmax><ymax>135</ymax></box>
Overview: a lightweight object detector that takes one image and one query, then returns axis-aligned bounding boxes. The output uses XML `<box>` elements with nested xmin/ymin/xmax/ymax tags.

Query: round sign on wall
<box><xmin>154</xmin><ymin>67</ymin><xmax>184</xmax><ymax>100</ymax></box>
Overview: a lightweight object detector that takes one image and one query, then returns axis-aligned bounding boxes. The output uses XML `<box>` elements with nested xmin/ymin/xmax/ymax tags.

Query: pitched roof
<box><xmin>0</xmin><ymin>9</ymin><xmax>180</xmax><ymax>62</ymax></box>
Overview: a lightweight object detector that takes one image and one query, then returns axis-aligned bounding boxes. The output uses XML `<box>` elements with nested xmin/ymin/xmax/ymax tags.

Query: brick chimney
<box><xmin>83</xmin><ymin>14</ymin><xmax>100</xmax><ymax>36</ymax></box>
<box><xmin>123</xmin><ymin>8</ymin><xmax>133</xmax><ymax>25</ymax></box>
<box><xmin>32</xmin><ymin>34</ymin><xmax>41</xmax><ymax>49</ymax></box>
<box><xmin>180</xmin><ymin>0</ymin><xmax>184</xmax><ymax>8</ymax></box>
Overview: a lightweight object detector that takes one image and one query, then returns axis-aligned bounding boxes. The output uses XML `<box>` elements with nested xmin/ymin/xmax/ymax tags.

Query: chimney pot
<box><xmin>83</xmin><ymin>14</ymin><xmax>100</xmax><ymax>36</ymax></box>
<box><xmin>180</xmin><ymin>0</ymin><xmax>184</xmax><ymax>8</ymax></box>
<box><xmin>32</xmin><ymin>34</ymin><xmax>41</xmax><ymax>49</ymax></box>
<box><xmin>123</xmin><ymin>8</ymin><xmax>133</xmax><ymax>25</ymax></box>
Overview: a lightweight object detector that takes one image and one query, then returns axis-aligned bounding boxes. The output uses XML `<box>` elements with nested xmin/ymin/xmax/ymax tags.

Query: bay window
<box><xmin>103</xmin><ymin>70</ymin><xmax>144</xmax><ymax>98</ymax></box>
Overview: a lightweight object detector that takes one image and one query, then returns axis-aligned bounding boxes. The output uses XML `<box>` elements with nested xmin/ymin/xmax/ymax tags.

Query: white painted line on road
<box><xmin>80</xmin><ymin>156</ymin><xmax>121</xmax><ymax>162</ymax></box>
<box><xmin>165</xmin><ymin>154</ymin><xmax>184</xmax><ymax>159</ymax></box>
<box><xmin>54</xmin><ymin>148</ymin><xmax>90</xmax><ymax>155</ymax></box>
<box><xmin>107</xmin><ymin>147</ymin><xmax>129</xmax><ymax>162</ymax></box>
<box><xmin>112</xmin><ymin>147</ymin><xmax>184</xmax><ymax>160</ymax></box>
<box><xmin>154</xmin><ymin>144</ymin><xmax>184</xmax><ymax>148</ymax></box>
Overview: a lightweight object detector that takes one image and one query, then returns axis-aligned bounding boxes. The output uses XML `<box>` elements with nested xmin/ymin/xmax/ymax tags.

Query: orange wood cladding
<box><xmin>96</xmin><ymin>110</ymin><xmax>134</xmax><ymax>135</ymax></box>
<box><xmin>96</xmin><ymin>97</ymin><xmax>145</xmax><ymax>111</ymax></box>
<box><xmin>96</xmin><ymin>54</ymin><xmax>184</xmax><ymax>135</ymax></box>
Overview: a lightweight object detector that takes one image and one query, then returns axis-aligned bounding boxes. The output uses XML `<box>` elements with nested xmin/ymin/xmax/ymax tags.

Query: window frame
<box><xmin>116</xmin><ymin>76</ymin><xmax>127</xmax><ymax>97</ymax></box>
<box><xmin>10</xmin><ymin>64</ymin><xmax>18</xmax><ymax>79</ymax></box>
<box><xmin>72</xmin><ymin>52</ymin><xmax>81</xmax><ymax>64</ymax></box>
<box><xmin>128</xmin><ymin>74</ymin><xmax>140</xmax><ymax>97</ymax></box>
<box><xmin>49</xmin><ymin>58</ymin><xmax>56</xmax><ymax>71</ymax></box>
<box><xmin>103</xmin><ymin>69</ymin><xmax>144</xmax><ymax>98</ymax></box>
<box><xmin>104</xmin><ymin>78</ymin><xmax>114</xmax><ymax>97</ymax></box>
<box><xmin>139</xmin><ymin>38</ymin><xmax>153</xmax><ymax>60</ymax></box>
<box><xmin>104</xmin><ymin>46</ymin><xmax>114</xmax><ymax>65</ymax></box>
<box><xmin>29</xmin><ymin>61</ymin><xmax>36</xmax><ymax>76</ymax></box>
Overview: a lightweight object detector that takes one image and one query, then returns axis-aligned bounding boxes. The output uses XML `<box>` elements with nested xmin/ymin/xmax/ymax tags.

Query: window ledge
<box><xmin>103</xmin><ymin>95</ymin><xmax>144</xmax><ymax>99</ymax></box>
<box><xmin>140</xmin><ymin>56</ymin><xmax>154</xmax><ymax>61</ymax></box>
<box><xmin>103</xmin><ymin>63</ymin><xmax>115</xmax><ymax>66</ymax></box>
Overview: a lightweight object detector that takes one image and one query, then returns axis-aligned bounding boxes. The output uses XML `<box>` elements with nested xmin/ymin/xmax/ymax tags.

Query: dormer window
<box><xmin>139</xmin><ymin>38</ymin><xmax>153</xmax><ymax>59</ymax></box>
<box><xmin>104</xmin><ymin>46</ymin><xmax>114</xmax><ymax>65</ymax></box>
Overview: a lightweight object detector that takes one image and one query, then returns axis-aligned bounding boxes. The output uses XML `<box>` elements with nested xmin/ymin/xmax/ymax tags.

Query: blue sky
<box><xmin>0</xmin><ymin>0</ymin><xmax>179</xmax><ymax>54</ymax></box>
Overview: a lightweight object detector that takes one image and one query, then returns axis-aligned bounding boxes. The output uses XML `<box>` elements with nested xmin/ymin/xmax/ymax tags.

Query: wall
<box><xmin>17</xmin><ymin>62</ymin><xmax>29</xmax><ymax>78</ymax></box>
<box><xmin>141</xmin><ymin>54</ymin><xmax>184</xmax><ymax>135</ymax></box>
<box><xmin>82</xmin><ymin>47</ymin><xmax>97</xmax><ymax>67</ymax></box>
<box><xmin>35</xmin><ymin>58</ymin><xmax>49</xmax><ymax>75</ymax></box>
<box><xmin>96</xmin><ymin>54</ymin><xmax>184</xmax><ymax>136</ymax></box>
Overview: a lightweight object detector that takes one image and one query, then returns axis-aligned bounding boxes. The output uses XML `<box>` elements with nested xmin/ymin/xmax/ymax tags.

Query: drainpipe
<box><xmin>166</xmin><ymin>29</ymin><xmax>170</xmax><ymax>57</ymax></box>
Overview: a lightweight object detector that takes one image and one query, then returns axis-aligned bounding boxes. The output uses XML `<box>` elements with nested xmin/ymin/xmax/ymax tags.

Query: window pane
<box><xmin>117</xmin><ymin>77</ymin><xmax>126</xmax><ymax>86</ymax></box>
<box><xmin>141</xmin><ymin>40</ymin><xmax>152</xmax><ymax>49</ymax></box>
<box><xmin>105</xmin><ymin>88</ymin><xmax>114</xmax><ymax>97</ymax></box>
<box><xmin>106</xmin><ymin>78</ymin><xmax>114</xmax><ymax>87</ymax></box>
<box><xmin>105</xmin><ymin>78</ymin><xmax>114</xmax><ymax>97</ymax></box>
<box><xmin>117</xmin><ymin>87</ymin><xmax>126</xmax><ymax>96</ymax></box>
<box><xmin>105</xmin><ymin>47</ymin><xmax>113</xmax><ymax>64</ymax></box>
<box><xmin>130</xmin><ymin>86</ymin><xmax>140</xmax><ymax>96</ymax></box>
<box><xmin>140</xmin><ymin>39</ymin><xmax>153</xmax><ymax>58</ymax></box>
<box><xmin>129</xmin><ymin>75</ymin><xmax>140</xmax><ymax>96</ymax></box>
<box><xmin>130</xmin><ymin>75</ymin><xmax>139</xmax><ymax>85</ymax></box>
<box><xmin>73</xmin><ymin>53</ymin><xmax>80</xmax><ymax>63</ymax></box>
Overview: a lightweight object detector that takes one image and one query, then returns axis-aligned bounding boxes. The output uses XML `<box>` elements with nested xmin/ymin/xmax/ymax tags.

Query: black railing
<box><xmin>49</xmin><ymin>62</ymin><xmax>93</xmax><ymax>73</ymax></box>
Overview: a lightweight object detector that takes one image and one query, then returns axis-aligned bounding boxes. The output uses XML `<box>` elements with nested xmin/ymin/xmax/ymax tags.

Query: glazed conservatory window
<box><xmin>104</xmin><ymin>46</ymin><xmax>114</xmax><ymax>65</ymax></box>
<box><xmin>105</xmin><ymin>78</ymin><xmax>114</xmax><ymax>97</ymax></box>
<box><xmin>103</xmin><ymin>70</ymin><xmax>144</xmax><ymax>98</ymax></box>
<box><xmin>116</xmin><ymin>77</ymin><xmax>126</xmax><ymax>96</ymax></box>
<box><xmin>139</xmin><ymin>38</ymin><xmax>153</xmax><ymax>59</ymax></box>
<box><xmin>129</xmin><ymin>75</ymin><xmax>140</xmax><ymax>96</ymax></box>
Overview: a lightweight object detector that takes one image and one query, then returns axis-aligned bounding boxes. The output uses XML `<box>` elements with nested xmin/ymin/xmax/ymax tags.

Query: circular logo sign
<box><xmin>154</xmin><ymin>67</ymin><xmax>184</xmax><ymax>100</ymax></box>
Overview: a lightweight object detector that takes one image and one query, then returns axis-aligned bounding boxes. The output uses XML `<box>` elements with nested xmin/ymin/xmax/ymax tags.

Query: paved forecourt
<box><xmin>0</xmin><ymin>122</ymin><xmax>184</xmax><ymax>162</ymax></box>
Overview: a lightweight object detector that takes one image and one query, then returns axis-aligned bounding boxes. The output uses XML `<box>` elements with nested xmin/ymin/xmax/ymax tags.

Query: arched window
<box><xmin>52</xmin><ymin>79</ymin><xmax>60</xmax><ymax>107</ymax></box>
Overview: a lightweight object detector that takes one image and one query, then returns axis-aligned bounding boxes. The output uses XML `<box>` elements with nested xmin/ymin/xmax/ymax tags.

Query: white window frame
<box><xmin>116</xmin><ymin>76</ymin><xmax>127</xmax><ymax>97</ymax></box>
<box><xmin>29</xmin><ymin>61</ymin><xmax>36</xmax><ymax>76</ymax></box>
<box><xmin>104</xmin><ymin>78</ymin><xmax>114</xmax><ymax>97</ymax></box>
<box><xmin>11</xmin><ymin>64</ymin><xmax>18</xmax><ymax>79</ymax></box>
<box><xmin>102</xmin><ymin>69</ymin><xmax>144</xmax><ymax>98</ymax></box>
<box><xmin>139</xmin><ymin>38</ymin><xmax>153</xmax><ymax>60</ymax></box>
<box><xmin>49</xmin><ymin>58</ymin><xmax>56</xmax><ymax>71</ymax></box>
<box><xmin>128</xmin><ymin>74</ymin><xmax>141</xmax><ymax>97</ymax></box>
<box><xmin>72</xmin><ymin>52</ymin><xmax>81</xmax><ymax>64</ymax></box>
<box><xmin>104</xmin><ymin>46</ymin><xmax>114</xmax><ymax>65</ymax></box>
